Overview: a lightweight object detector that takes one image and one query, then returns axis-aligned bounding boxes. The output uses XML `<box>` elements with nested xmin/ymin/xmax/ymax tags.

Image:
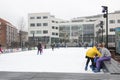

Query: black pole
<box><xmin>106</xmin><ymin>9</ymin><xmax>108</xmax><ymax>48</ymax></box>
<box><xmin>33</xmin><ymin>33</ymin><xmax>35</xmax><ymax>48</ymax></box>
<box><xmin>102</xmin><ymin>6</ymin><xmax>108</xmax><ymax>48</ymax></box>
<box><xmin>100</xmin><ymin>21</ymin><xmax>103</xmax><ymax>42</ymax></box>
<box><xmin>102</xmin><ymin>27</ymin><xmax>103</xmax><ymax>42</ymax></box>
<box><xmin>19</xmin><ymin>30</ymin><xmax>22</xmax><ymax>49</ymax></box>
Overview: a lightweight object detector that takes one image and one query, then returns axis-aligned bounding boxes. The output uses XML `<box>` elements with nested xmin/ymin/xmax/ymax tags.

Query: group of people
<box><xmin>37</xmin><ymin>42</ymin><xmax>56</xmax><ymax>55</ymax></box>
<box><xmin>85</xmin><ymin>42</ymin><xmax>111</xmax><ymax>72</ymax></box>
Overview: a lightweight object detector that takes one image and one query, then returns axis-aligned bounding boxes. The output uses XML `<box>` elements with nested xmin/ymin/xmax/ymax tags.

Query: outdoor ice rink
<box><xmin>0</xmin><ymin>47</ymin><xmax>102</xmax><ymax>73</ymax></box>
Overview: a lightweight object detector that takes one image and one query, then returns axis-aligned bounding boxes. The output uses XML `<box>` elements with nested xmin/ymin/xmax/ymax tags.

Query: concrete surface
<box><xmin>0</xmin><ymin>72</ymin><xmax>120</xmax><ymax>80</ymax></box>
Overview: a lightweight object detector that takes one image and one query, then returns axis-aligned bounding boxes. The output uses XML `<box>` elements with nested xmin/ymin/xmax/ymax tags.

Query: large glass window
<box><xmin>71</xmin><ymin>25</ymin><xmax>79</xmax><ymax>30</ymax></box>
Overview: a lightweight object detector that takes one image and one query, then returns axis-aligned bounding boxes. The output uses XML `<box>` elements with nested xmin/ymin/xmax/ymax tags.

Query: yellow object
<box><xmin>86</xmin><ymin>46</ymin><xmax>102</xmax><ymax>58</ymax></box>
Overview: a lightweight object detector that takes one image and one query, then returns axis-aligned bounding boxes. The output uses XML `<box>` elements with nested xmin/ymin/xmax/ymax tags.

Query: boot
<box><xmin>93</xmin><ymin>68</ymin><xmax>100</xmax><ymax>73</ymax></box>
<box><xmin>85</xmin><ymin>65</ymin><xmax>88</xmax><ymax>71</ymax></box>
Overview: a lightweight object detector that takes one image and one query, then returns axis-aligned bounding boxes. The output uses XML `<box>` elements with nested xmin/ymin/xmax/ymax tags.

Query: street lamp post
<box><xmin>102</xmin><ymin>6</ymin><xmax>108</xmax><ymax>48</ymax></box>
<box><xmin>19</xmin><ymin>30</ymin><xmax>22</xmax><ymax>49</ymax></box>
<box><xmin>33</xmin><ymin>33</ymin><xmax>35</xmax><ymax>48</ymax></box>
<box><xmin>100</xmin><ymin>21</ymin><xmax>104</xmax><ymax>42</ymax></box>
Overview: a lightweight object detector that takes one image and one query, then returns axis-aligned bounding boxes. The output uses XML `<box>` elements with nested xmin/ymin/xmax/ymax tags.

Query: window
<box><xmin>56</xmin><ymin>33</ymin><xmax>58</xmax><ymax>35</ymax></box>
<box><xmin>110</xmin><ymin>28</ymin><xmax>115</xmax><ymax>32</ymax></box>
<box><xmin>52</xmin><ymin>32</ymin><xmax>55</xmax><ymax>35</ymax></box>
<box><xmin>117</xmin><ymin>20</ymin><xmax>120</xmax><ymax>23</ymax></box>
<box><xmin>56</xmin><ymin>27</ymin><xmax>58</xmax><ymax>29</ymax></box>
<box><xmin>37</xmin><ymin>16</ymin><xmax>41</xmax><ymax>19</ymax></box>
<box><xmin>52</xmin><ymin>26</ymin><xmax>54</xmax><ymax>29</ymax></box>
<box><xmin>109</xmin><ymin>20</ymin><xmax>115</xmax><ymax>24</ymax></box>
<box><xmin>43</xmin><ymin>30</ymin><xmax>48</xmax><ymax>34</ymax></box>
<box><xmin>30</xmin><ymin>31</ymin><xmax>35</xmax><ymax>34</ymax></box>
<box><xmin>52</xmin><ymin>20</ymin><xmax>55</xmax><ymax>23</ymax></box>
<box><xmin>30</xmin><ymin>17</ymin><xmax>35</xmax><ymax>19</ymax></box>
<box><xmin>43</xmin><ymin>16</ymin><xmax>48</xmax><ymax>19</ymax></box>
<box><xmin>43</xmin><ymin>23</ymin><xmax>48</xmax><ymax>26</ymax></box>
<box><xmin>37</xmin><ymin>23</ymin><xmax>41</xmax><ymax>26</ymax></box>
<box><xmin>30</xmin><ymin>23</ymin><xmax>35</xmax><ymax>27</ymax></box>
<box><xmin>108</xmin><ymin>35</ymin><xmax>115</xmax><ymax>42</ymax></box>
<box><xmin>36</xmin><ymin>30</ymin><xmax>42</xmax><ymax>34</ymax></box>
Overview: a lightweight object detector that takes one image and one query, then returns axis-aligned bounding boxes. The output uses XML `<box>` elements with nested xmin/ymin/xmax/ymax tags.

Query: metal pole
<box><xmin>102</xmin><ymin>6</ymin><xmax>108</xmax><ymax>48</ymax></box>
<box><xmin>33</xmin><ymin>33</ymin><xmax>35</xmax><ymax>48</ymax></box>
<box><xmin>82</xmin><ymin>26</ymin><xmax>83</xmax><ymax>43</ymax></box>
<box><xmin>19</xmin><ymin>30</ymin><xmax>22</xmax><ymax>49</ymax></box>
<box><xmin>106</xmin><ymin>8</ymin><xmax>108</xmax><ymax>48</ymax></box>
<box><xmin>102</xmin><ymin>27</ymin><xmax>103</xmax><ymax>42</ymax></box>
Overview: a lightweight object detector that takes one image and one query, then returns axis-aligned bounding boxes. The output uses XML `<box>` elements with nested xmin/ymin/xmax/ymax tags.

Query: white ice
<box><xmin>0</xmin><ymin>47</ymin><xmax>103</xmax><ymax>73</ymax></box>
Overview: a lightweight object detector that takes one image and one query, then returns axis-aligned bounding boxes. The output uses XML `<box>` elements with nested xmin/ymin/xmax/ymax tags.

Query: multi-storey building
<box><xmin>28</xmin><ymin>13</ymin><xmax>63</xmax><ymax>46</ymax></box>
<box><xmin>28</xmin><ymin>11</ymin><xmax>120</xmax><ymax>47</ymax></box>
<box><xmin>95</xmin><ymin>11</ymin><xmax>120</xmax><ymax>47</ymax></box>
<box><xmin>59</xmin><ymin>19</ymin><xmax>95</xmax><ymax>44</ymax></box>
<box><xmin>0</xmin><ymin>18</ymin><xmax>17</xmax><ymax>48</ymax></box>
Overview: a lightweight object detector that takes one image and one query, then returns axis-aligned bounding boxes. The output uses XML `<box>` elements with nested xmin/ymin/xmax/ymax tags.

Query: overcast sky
<box><xmin>0</xmin><ymin>0</ymin><xmax>120</xmax><ymax>30</ymax></box>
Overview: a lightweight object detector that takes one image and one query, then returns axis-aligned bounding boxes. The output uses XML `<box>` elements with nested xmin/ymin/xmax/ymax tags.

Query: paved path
<box><xmin>0</xmin><ymin>72</ymin><xmax>120</xmax><ymax>80</ymax></box>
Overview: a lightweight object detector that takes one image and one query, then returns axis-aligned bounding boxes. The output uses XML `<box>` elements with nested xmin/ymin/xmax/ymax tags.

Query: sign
<box><xmin>115</xmin><ymin>27</ymin><xmax>120</xmax><ymax>54</ymax></box>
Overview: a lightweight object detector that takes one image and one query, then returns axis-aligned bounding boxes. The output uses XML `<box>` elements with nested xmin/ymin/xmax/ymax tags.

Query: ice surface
<box><xmin>0</xmin><ymin>47</ymin><xmax>102</xmax><ymax>73</ymax></box>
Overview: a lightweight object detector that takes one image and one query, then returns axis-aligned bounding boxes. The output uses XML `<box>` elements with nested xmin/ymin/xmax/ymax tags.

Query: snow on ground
<box><xmin>0</xmin><ymin>47</ymin><xmax>103</xmax><ymax>73</ymax></box>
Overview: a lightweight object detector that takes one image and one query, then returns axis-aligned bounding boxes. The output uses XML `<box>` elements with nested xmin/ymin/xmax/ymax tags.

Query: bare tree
<box><xmin>18</xmin><ymin>17</ymin><xmax>26</xmax><ymax>49</ymax></box>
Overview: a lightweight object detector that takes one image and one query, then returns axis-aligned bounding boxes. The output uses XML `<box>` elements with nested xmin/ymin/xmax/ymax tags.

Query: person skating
<box><xmin>37</xmin><ymin>42</ymin><xmax>43</xmax><ymax>55</ymax></box>
<box><xmin>85</xmin><ymin>46</ymin><xmax>101</xmax><ymax>71</ymax></box>
<box><xmin>51</xmin><ymin>42</ymin><xmax>55</xmax><ymax>51</ymax></box>
<box><xmin>0</xmin><ymin>44</ymin><xmax>3</xmax><ymax>53</ymax></box>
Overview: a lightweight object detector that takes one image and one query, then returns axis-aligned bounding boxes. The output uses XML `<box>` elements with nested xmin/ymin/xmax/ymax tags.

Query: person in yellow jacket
<box><xmin>85</xmin><ymin>46</ymin><xmax>101</xmax><ymax>71</ymax></box>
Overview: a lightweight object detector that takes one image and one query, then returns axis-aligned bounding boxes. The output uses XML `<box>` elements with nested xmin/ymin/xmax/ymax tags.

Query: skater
<box><xmin>37</xmin><ymin>42</ymin><xmax>43</xmax><ymax>55</ymax></box>
<box><xmin>94</xmin><ymin>42</ymin><xmax>111</xmax><ymax>72</ymax></box>
<box><xmin>0</xmin><ymin>44</ymin><xmax>3</xmax><ymax>53</ymax></box>
<box><xmin>85</xmin><ymin>46</ymin><xmax>101</xmax><ymax>71</ymax></box>
<box><xmin>51</xmin><ymin>42</ymin><xmax>55</xmax><ymax>51</ymax></box>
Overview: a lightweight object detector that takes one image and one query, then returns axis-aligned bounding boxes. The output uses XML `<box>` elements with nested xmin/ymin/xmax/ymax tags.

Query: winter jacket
<box><xmin>37</xmin><ymin>43</ymin><xmax>42</xmax><ymax>50</ymax></box>
<box><xmin>86</xmin><ymin>46</ymin><xmax>102</xmax><ymax>58</ymax></box>
<box><xmin>100</xmin><ymin>47</ymin><xmax>111</xmax><ymax>57</ymax></box>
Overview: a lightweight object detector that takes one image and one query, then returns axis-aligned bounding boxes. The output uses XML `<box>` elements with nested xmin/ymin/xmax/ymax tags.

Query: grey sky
<box><xmin>0</xmin><ymin>0</ymin><xmax>119</xmax><ymax>30</ymax></box>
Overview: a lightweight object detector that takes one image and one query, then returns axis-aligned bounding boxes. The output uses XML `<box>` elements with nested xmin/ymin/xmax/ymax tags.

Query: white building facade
<box><xmin>28</xmin><ymin>11</ymin><xmax>120</xmax><ymax>47</ymax></box>
<box><xmin>28</xmin><ymin>13</ymin><xmax>63</xmax><ymax>46</ymax></box>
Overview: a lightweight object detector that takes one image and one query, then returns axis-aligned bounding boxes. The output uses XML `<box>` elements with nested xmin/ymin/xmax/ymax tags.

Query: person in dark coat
<box><xmin>0</xmin><ymin>44</ymin><xmax>3</xmax><ymax>53</ymax></box>
<box><xmin>37</xmin><ymin>43</ymin><xmax>43</xmax><ymax>55</ymax></box>
<box><xmin>51</xmin><ymin>42</ymin><xmax>55</xmax><ymax>51</ymax></box>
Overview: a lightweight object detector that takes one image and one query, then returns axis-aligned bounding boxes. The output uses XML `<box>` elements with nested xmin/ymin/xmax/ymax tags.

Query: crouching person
<box><xmin>85</xmin><ymin>46</ymin><xmax>101</xmax><ymax>71</ymax></box>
